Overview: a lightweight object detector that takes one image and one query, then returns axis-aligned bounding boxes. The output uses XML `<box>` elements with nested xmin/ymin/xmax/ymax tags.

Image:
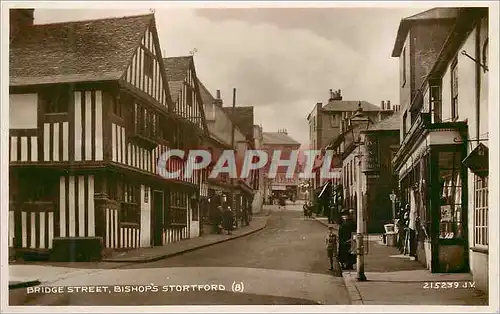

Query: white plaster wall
<box><xmin>140</xmin><ymin>185</ymin><xmax>151</xmax><ymax>247</ymax></box>
<box><xmin>10</xmin><ymin>94</ymin><xmax>38</xmax><ymax>129</ymax></box>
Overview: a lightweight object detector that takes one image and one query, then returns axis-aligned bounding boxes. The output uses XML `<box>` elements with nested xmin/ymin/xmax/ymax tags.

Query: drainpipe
<box><xmin>475</xmin><ymin>21</ymin><xmax>481</xmax><ymax>146</ymax></box>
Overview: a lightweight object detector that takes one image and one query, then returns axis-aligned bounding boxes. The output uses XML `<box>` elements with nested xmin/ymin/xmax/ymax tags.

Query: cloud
<box><xmin>33</xmin><ymin>7</ymin><xmax>425</xmax><ymax>147</ymax></box>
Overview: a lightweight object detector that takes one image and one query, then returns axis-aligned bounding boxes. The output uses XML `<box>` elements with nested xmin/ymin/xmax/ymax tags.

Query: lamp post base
<box><xmin>356</xmin><ymin>273</ymin><xmax>367</xmax><ymax>281</ymax></box>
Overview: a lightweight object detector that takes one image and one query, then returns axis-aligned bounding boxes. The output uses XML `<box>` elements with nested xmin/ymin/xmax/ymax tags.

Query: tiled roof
<box><xmin>392</xmin><ymin>8</ymin><xmax>459</xmax><ymax>57</ymax></box>
<box><xmin>366</xmin><ymin>111</ymin><xmax>402</xmax><ymax>131</ymax></box>
<box><xmin>262</xmin><ymin>132</ymin><xmax>301</xmax><ymax>146</ymax></box>
<box><xmin>10</xmin><ymin>14</ymin><xmax>153</xmax><ymax>86</ymax></box>
<box><xmin>163</xmin><ymin>56</ymin><xmax>193</xmax><ymax>102</ymax></box>
<box><xmin>322</xmin><ymin>100</ymin><xmax>380</xmax><ymax>112</ymax></box>
<box><xmin>168</xmin><ymin>80</ymin><xmax>184</xmax><ymax>103</ymax></box>
<box><xmin>198</xmin><ymin>79</ymin><xmax>215</xmax><ymax>105</ymax></box>
<box><xmin>222</xmin><ymin>106</ymin><xmax>255</xmax><ymax>140</ymax></box>
<box><xmin>163</xmin><ymin>56</ymin><xmax>192</xmax><ymax>81</ymax></box>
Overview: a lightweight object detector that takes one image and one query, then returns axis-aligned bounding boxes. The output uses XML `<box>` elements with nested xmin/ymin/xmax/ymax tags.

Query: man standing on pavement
<box><xmin>326</xmin><ymin>226</ymin><xmax>338</xmax><ymax>271</ymax></box>
<box><xmin>338</xmin><ymin>210</ymin><xmax>356</xmax><ymax>269</ymax></box>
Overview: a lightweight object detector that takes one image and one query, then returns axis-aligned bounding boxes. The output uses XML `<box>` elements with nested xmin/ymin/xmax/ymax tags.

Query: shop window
<box><xmin>438</xmin><ymin>151</ymin><xmax>463</xmax><ymax>239</ymax></box>
<box><xmin>169</xmin><ymin>191</ymin><xmax>187</xmax><ymax>225</ymax></box>
<box><xmin>121</xmin><ymin>182</ymin><xmax>140</xmax><ymax>224</ymax></box>
<box><xmin>474</xmin><ymin>175</ymin><xmax>488</xmax><ymax>247</ymax></box>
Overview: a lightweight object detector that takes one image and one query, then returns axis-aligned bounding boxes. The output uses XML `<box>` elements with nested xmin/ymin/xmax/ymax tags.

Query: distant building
<box><xmin>328</xmin><ymin>104</ymin><xmax>401</xmax><ymax>231</ymax></box>
<box><xmin>198</xmin><ymin>83</ymin><xmax>257</xmax><ymax>232</ymax></box>
<box><xmin>307</xmin><ymin>89</ymin><xmax>398</xmax><ymax>203</ymax></box>
<box><xmin>262</xmin><ymin>130</ymin><xmax>301</xmax><ymax>202</ymax></box>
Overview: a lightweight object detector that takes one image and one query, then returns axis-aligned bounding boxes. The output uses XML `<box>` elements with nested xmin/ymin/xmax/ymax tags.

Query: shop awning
<box><xmin>272</xmin><ymin>185</ymin><xmax>287</xmax><ymax>191</ymax></box>
<box><xmin>318</xmin><ymin>181</ymin><xmax>331</xmax><ymax>199</ymax></box>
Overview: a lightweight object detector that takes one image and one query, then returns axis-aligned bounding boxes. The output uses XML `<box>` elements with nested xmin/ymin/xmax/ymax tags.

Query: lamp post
<box><xmin>389</xmin><ymin>190</ymin><xmax>397</xmax><ymax>225</ymax></box>
<box><xmin>349</xmin><ymin>101</ymin><xmax>371</xmax><ymax>282</ymax></box>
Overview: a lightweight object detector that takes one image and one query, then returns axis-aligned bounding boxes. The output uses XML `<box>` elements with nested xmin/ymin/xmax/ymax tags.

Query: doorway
<box><xmin>152</xmin><ymin>190</ymin><xmax>164</xmax><ymax>246</ymax></box>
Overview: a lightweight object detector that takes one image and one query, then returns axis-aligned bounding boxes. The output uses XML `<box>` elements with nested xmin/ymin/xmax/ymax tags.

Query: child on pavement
<box><xmin>326</xmin><ymin>226</ymin><xmax>338</xmax><ymax>271</ymax></box>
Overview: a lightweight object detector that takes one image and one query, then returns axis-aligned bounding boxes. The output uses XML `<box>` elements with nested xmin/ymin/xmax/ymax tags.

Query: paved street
<box><xmin>10</xmin><ymin>204</ymin><xmax>350</xmax><ymax>306</ymax></box>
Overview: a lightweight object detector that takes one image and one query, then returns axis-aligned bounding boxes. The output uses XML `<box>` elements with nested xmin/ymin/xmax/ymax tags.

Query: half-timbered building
<box><xmin>9</xmin><ymin>10</ymin><xmax>206</xmax><ymax>260</ymax></box>
<box><xmin>163</xmin><ymin>56</ymin><xmax>209</xmax><ymax>237</ymax></box>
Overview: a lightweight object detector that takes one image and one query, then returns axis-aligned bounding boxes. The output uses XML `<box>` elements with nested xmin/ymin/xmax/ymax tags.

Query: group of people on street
<box><xmin>303</xmin><ymin>202</ymin><xmax>313</xmax><ymax>219</ymax></box>
<box><xmin>325</xmin><ymin>209</ymin><xmax>356</xmax><ymax>271</ymax></box>
<box><xmin>210</xmin><ymin>204</ymin><xmax>251</xmax><ymax>235</ymax></box>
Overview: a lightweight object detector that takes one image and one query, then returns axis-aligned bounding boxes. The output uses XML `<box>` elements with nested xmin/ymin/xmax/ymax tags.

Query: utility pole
<box><xmin>231</xmin><ymin>88</ymin><xmax>237</xmax><ymax>229</ymax></box>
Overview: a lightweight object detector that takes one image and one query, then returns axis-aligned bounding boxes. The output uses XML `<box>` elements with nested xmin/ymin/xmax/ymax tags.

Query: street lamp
<box><xmin>389</xmin><ymin>190</ymin><xmax>397</xmax><ymax>225</ymax></box>
<box><xmin>349</xmin><ymin>102</ymin><xmax>371</xmax><ymax>282</ymax></box>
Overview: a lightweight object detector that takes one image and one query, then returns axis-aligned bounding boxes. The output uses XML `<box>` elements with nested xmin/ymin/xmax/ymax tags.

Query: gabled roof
<box><xmin>198</xmin><ymin>79</ymin><xmax>215</xmax><ymax>106</ymax></box>
<box><xmin>322</xmin><ymin>100</ymin><xmax>380</xmax><ymax>112</ymax></box>
<box><xmin>392</xmin><ymin>8</ymin><xmax>459</xmax><ymax>57</ymax></box>
<box><xmin>163</xmin><ymin>56</ymin><xmax>193</xmax><ymax>101</ymax></box>
<box><xmin>223</xmin><ymin>106</ymin><xmax>255</xmax><ymax>141</ymax></box>
<box><xmin>365</xmin><ymin>111</ymin><xmax>402</xmax><ymax>132</ymax></box>
<box><xmin>10</xmin><ymin>14</ymin><xmax>153</xmax><ymax>86</ymax></box>
<box><xmin>262</xmin><ymin>132</ymin><xmax>301</xmax><ymax>146</ymax></box>
<box><xmin>164</xmin><ymin>56</ymin><xmax>192</xmax><ymax>80</ymax></box>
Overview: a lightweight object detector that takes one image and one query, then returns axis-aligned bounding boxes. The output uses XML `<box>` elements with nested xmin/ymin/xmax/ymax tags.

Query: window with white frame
<box><xmin>474</xmin><ymin>175</ymin><xmax>488</xmax><ymax>247</ymax></box>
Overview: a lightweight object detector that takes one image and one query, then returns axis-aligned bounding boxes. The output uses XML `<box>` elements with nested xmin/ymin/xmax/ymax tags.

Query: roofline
<box><xmin>33</xmin><ymin>13</ymin><xmax>154</xmax><ymax>27</ymax></box>
<box><xmin>391</xmin><ymin>13</ymin><xmax>458</xmax><ymax>58</ymax></box>
<box><xmin>409</xmin><ymin>8</ymin><xmax>486</xmax><ymax>112</ymax></box>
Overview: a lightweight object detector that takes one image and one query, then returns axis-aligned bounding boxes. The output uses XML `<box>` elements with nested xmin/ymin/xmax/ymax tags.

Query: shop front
<box><xmin>394</xmin><ymin>115</ymin><xmax>468</xmax><ymax>273</ymax></box>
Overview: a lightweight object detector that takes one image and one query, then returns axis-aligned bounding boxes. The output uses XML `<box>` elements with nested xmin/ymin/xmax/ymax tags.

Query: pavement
<box><xmin>9</xmin><ymin>203</ymin><xmax>351</xmax><ymax>306</ymax></box>
<box><xmin>313</xmin><ymin>216</ymin><xmax>490</xmax><ymax>307</ymax></box>
<box><xmin>101</xmin><ymin>211</ymin><xmax>270</xmax><ymax>263</ymax></box>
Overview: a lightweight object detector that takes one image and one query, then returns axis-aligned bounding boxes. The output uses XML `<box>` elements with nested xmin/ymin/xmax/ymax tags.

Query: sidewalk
<box><xmin>313</xmin><ymin>218</ymin><xmax>488</xmax><ymax>306</ymax></box>
<box><xmin>102</xmin><ymin>211</ymin><xmax>269</xmax><ymax>263</ymax></box>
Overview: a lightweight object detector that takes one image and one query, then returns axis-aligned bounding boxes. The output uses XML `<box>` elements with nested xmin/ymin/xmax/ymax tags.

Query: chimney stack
<box><xmin>214</xmin><ymin>89</ymin><xmax>223</xmax><ymax>107</ymax></box>
<box><xmin>328</xmin><ymin>89</ymin><xmax>343</xmax><ymax>101</ymax></box>
<box><xmin>10</xmin><ymin>9</ymin><xmax>34</xmax><ymax>42</ymax></box>
<box><xmin>387</xmin><ymin>100</ymin><xmax>391</xmax><ymax>110</ymax></box>
<box><xmin>381</xmin><ymin>101</ymin><xmax>385</xmax><ymax>110</ymax></box>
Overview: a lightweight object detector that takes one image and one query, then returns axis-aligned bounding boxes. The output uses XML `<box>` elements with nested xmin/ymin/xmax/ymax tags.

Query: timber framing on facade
<box><xmin>9</xmin><ymin>11</ymin><xmax>207</xmax><ymax>260</ymax></box>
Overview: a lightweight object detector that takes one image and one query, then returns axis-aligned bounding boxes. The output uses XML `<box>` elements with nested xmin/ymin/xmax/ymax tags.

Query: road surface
<box><xmin>10</xmin><ymin>204</ymin><xmax>350</xmax><ymax>306</ymax></box>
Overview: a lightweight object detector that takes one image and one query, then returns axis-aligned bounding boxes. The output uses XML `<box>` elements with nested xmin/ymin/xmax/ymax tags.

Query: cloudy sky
<box><xmin>34</xmin><ymin>4</ymin><xmax>432</xmax><ymax>147</ymax></box>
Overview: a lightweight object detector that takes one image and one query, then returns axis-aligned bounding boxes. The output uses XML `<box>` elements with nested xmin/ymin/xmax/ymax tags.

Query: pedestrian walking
<box><xmin>222</xmin><ymin>205</ymin><xmax>233</xmax><ymax>235</ymax></box>
<box><xmin>326</xmin><ymin>226</ymin><xmax>338</xmax><ymax>271</ymax></box>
